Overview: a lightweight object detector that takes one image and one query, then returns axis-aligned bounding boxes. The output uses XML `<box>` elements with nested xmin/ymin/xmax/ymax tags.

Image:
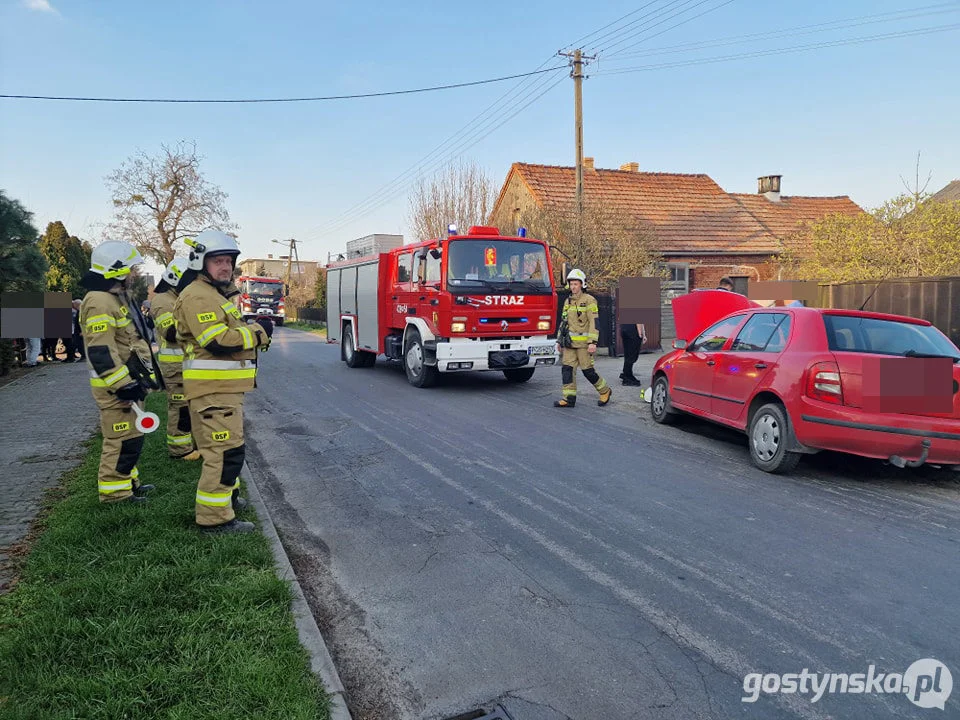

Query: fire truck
<box><xmin>237</xmin><ymin>275</ymin><xmax>286</xmax><ymax>326</ymax></box>
<box><xmin>326</xmin><ymin>225</ymin><xmax>559</xmax><ymax>387</ymax></box>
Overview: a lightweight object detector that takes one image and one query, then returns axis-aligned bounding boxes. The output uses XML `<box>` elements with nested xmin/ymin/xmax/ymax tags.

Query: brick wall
<box><xmin>664</xmin><ymin>255</ymin><xmax>780</xmax><ymax>290</ymax></box>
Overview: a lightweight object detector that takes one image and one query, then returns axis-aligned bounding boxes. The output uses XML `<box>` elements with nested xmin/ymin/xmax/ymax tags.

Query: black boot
<box><xmin>553</xmin><ymin>396</ymin><xmax>576</xmax><ymax>408</ymax></box>
<box><xmin>200</xmin><ymin>519</ymin><xmax>255</xmax><ymax>534</ymax></box>
<box><xmin>621</xmin><ymin>376</ymin><xmax>642</xmax><ymax>386</ymax></box>
<box><xmin>232</xmin><ymin>496</ymin><xmax>249</xmax><ymax>512</ymax></box>
<box><xmin>134</xmin><ymin>484</ymin><xmax>155</xmax><ymax>496</ymax></box>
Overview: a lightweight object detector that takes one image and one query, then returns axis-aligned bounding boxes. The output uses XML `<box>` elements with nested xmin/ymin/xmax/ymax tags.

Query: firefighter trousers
<box><xmin>189</xmin><ymin>392</ymin><xmax>246</xmax><ymax>527</ymax></box>
<box><xmin>97</xmin><ymin>404</ymin><xmax>145</xmax><ymax>503</ymax></box>
<box><xmin>161</xmin><ymin>369</ymin><xmax>194</xmax><ymax>457</ymax></box>
<box><xmin>561</xmin><ymin>347</ymin><xmax>610</xmax><ymax>398</ymax></box>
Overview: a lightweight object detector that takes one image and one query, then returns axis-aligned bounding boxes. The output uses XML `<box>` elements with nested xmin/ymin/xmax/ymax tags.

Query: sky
<box><xmin>2</xmin><ymin>0</ymin><xmax>958</xmax><ymax>279</ymax></box>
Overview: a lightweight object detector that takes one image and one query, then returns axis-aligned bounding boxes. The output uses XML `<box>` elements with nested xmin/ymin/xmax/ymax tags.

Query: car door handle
<box><xmin>706</xmin><ymin>360</ymin><xmax>716</xmax><ymax>366</ymax></box>
<box><xmin>754</xmin><ymin>362</ymin><xmax>767</xmax><ymax>369</ymax></box>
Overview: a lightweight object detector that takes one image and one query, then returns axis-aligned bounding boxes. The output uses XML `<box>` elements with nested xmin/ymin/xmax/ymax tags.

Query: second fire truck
<box><xmin>326</xmin><ymin>225</ymin><xmax>559</xmax><ymax>387</ymax></box>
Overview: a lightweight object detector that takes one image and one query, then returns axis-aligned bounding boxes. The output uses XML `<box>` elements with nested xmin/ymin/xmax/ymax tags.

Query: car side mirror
<box><xmin>672</xmin><ymin>339</ymin><xmax>688</xmax><ymax>350</ymax></box>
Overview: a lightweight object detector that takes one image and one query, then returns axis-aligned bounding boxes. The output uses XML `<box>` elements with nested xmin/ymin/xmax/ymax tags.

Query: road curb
<box><xmin>242</xmin><ymin>462</ymin><xmax>352</xmax><ymax>720</ymax></box>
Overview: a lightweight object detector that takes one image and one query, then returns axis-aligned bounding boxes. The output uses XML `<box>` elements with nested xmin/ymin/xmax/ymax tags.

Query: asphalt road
<box><xmin>245</xmin><ymin>328</ymin><xmax>960</xmax><ymax>720</ymax></box>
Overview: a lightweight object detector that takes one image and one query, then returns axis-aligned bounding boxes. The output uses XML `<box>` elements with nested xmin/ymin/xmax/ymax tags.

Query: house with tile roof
<box><xmin>929</xmin><ymin>179</ymin><xmax>960</xmax><ymax>204</ymax></box>
<box><xmin>490</xmin><ymin>160</ymin><xmax>863</xmax><ymax>340</ymax></box>
<box><xmin>491</xmin><ymin>161</ymin><xmax>862</xmax><ymax>289</ymax></box>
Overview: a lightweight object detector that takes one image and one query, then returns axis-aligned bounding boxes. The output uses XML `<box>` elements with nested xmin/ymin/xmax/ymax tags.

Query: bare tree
<box><xmin>510</xmin><ymin>201</ymin><xmax>662</xmax><ymax>292</ymax></box>
<box><xmin>105</xmin><ymin>141</ymin><xmax>235</xmax><ymax>264</ymax></box>
<box><xmin>407</xmin><ymin>160</ymin><xmax>495</xmax><ymax>241</ymax></box>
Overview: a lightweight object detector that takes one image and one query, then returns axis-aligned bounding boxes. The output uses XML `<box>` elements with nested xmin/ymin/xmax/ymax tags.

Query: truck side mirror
<box><xmin>429</xmin><ymin>248</ymin><xmax>441</xmax><ymax>260</ymax></box>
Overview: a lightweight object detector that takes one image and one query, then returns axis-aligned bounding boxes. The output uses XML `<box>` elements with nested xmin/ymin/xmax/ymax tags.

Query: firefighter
<box><xmin>554</xmin><ymin>269</ymin><xmax>612</xmax><ymax>408</ymax></box>
<box><xmin>79</xmin><ymin>240</ymin><xmax>157</xmax><ymax>503</ymax></box>
<box><xmin>174</xmin><ymin>230</ymin><xmax>273</xmax><ymax>534</ymax></box>
<box><xmin>150</xmin><ymin>257</ymin><xmax>200</xmax><ymax>461</ymax></box>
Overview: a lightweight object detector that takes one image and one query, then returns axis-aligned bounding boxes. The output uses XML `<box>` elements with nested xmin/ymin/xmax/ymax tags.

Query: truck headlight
<box><xmin>537</xmin><ymin>321</ymin><xmax>551</xmax><ymax>331</ymax></box>
<box><xmin>451</xmin><ymin>322</ymin><xmax>466</xmax><ymax>333</ymax></box>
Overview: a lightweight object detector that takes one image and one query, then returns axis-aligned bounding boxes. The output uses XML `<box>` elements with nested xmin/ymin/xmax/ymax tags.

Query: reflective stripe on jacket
<box><xmin>80</xmin><ymin>289</ymin><xmax>151</xmax><ymax>407</ymax></box>
<box><xmin>173</xmin><ymin>274</ymin><xmax>269</xmax><ymax>399</ymax></box>
<box><xmin>562</xmin><ymin>292</ymin><xmax>600</xmax><ymax>347</ymax></box>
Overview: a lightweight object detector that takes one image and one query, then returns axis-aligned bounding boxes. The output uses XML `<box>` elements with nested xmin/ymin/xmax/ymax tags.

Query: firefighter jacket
<box><xmin>174</xmin><ymin>274</ymin><xmax>271</xmax><ymax>400</ymax></box>
<box><xmin>562</xmin><ymin>292</ymin><xmax>600</xmax><ymax>348</ymax></box>
<box><xmin>150</xmin><ymin>289</ymin><xmax>184</xmax><ymax>371</ymax></box>
<box><xmin>80</xmin><ymin>289</ymin><xmax>152</xmax><ymax>408</ymax></box>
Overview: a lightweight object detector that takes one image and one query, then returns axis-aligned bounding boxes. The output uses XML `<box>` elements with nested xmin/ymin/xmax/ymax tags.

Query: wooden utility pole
<box><xmin>559</xmin><ymin>48</ymin><xmax>595</xmax><ymax>262</ymax></box>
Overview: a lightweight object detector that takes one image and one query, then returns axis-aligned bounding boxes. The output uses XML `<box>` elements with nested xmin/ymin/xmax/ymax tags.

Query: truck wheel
<box><xmin>404</xmin><ymin>329</ymin><xmax>437</xmax><ymax>388</ymax></box>
<box><xmin>749</xmin><ymin>403</ymin><xmax>802</xmax><ymax>474</ymax></box>
<box><xmin>503</xmin><ymin>368</ymin><xmax>535</xmax><ymax>383</ymax></box>
<box><xmin>343</xmin><ymin>326</ymin><xmax>364</xmax><ymax>368</ymax></box>
<box><xmin>275</xmin><ymin>318</ymin><xmax>284</xmax><ymax>327</ymax></box>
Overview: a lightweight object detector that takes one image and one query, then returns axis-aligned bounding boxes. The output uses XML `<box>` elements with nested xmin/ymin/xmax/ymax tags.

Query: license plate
<box><xmin>528</xmin><ymin>345</ymin><xmax>555</xmax><ymax>356</ymax></box>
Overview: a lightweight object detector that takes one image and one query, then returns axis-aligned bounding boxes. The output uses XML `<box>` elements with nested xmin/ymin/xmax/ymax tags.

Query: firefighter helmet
<box><xmin>566</xmin><ymin>268</ymin><xmax>587</xmax><ymax>288</ymax></box>
<box><xmin>89</xmin><ymin>241</ymin><xmax>143</xmax><ymax>279</ymax></box>
<box><xmin>162</xmin><ymin>257</ymin><xmax>190</xmax><ymax>286</ymax></box>
<box><xmin>186</xmin><ymin>230</ymin><xmax>240</xmax><ymax>272</ymax></box>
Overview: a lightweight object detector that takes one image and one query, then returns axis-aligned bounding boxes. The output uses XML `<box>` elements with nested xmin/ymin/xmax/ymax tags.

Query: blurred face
<box><xmin>205</xmin><ymin>255</ymin><xmax>234</xmax><ymax>283</ymax></box>
<box><xmin>569</xmin><ymin>279</ymin><xmax>583</xmax><ymax>294</ymax></box>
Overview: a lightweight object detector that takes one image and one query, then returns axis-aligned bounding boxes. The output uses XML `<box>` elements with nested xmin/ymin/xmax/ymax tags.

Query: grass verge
<box><xmin>0</xmin><ymin>393</ymin><xmax>330</xmax><ymax>720</ymax></box>
<box><xmin>283</xmin><ymin>321</ymin><xmax>327</xmax><ymax>338</ymax></box>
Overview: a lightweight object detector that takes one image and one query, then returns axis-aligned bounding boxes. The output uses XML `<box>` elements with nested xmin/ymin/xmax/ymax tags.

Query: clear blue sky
<box><xmin>2</xmin><ymin>0</ymin><xmax>958</xmax><ymax>277</ymax></box>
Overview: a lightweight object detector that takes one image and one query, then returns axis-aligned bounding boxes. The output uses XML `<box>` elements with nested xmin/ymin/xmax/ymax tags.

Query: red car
<box><xmin>650</xmin><ymin>290</ymin><xmax>960</xmax><ymax>474</ymax></box>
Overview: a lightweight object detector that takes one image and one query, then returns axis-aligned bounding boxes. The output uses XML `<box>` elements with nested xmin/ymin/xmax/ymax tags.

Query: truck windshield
<box><xmin>246</xmin><ymin>281</ymin><xmax>282</xmax><ymax>297</ymax></box>
<box><xmin>823</xmin><ymin>315</ymin><xmax>960</xmax><ymax>361</ymax></box>
<box><xmin>446</xmin><ymin>240</ymin><xmax>551</xmax><ymax>293</ymax></box>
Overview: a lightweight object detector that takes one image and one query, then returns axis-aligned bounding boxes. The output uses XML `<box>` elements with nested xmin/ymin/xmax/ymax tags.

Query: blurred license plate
<box><xmin>529</xmin><ymin>345</ymin><xmax>555</xmax><ymax>356</ymax></box>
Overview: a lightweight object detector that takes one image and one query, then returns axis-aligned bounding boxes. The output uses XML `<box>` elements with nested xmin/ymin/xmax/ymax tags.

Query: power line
<box><xmin>0</xmin><ymin>66</ymin><xmax>565</xmax><ymax>104</ymax></box>
<box><xmin>565</xmin><ymin>0</ymin><xmax>674</xmax><ymax>49</ymax></box>
<box><xmin>592</xmin><ymin>23</ymin><xmax>960</xmax><ymax>74</ymax></box>
<box><xmin>304</xmin><ymin>75</ymin><xmax>566</xmax><ymax>242</ymax></box>
<box><xmin>587</xmin><ymin>0</ymin><xmax>705</xmax><ymax>53</ymax></box>
<box><xmin>596</xmin><ymin>0</ymin><xmax>736</xmax><ymax>55</ymax></box>
<box><xmin>602</xmin><ymin>2</ymin><xmax>960</xmax><ymax>59</ymax></box>
<box><xmin>300</xmin><ymin>61</ymin><xmax>562</xmax><ymax>241</ymax></box>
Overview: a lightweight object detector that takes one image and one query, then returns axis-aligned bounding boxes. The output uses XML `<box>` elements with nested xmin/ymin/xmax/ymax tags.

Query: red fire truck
<box><xmin>326</xmin><ymin>225</ymin><xmax>559</xmax><ymax>387</ymax></box>
<box><xmin>237</xmin><ymin>275</ymin><xmax>286</xmax><ymax>326</ymax></box>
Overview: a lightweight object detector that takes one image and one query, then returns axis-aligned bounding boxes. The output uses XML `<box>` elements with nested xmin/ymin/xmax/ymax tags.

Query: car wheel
<box><xmin>343</xmin><ymin>326</ymin><xmax>364</xmax><ymax>368</ymax></box>
<box><xmin>503</xmin><ymin>368</ymin><xmax>535</xmax><ymax>383</ymax></box>
<box><xmin>650</xmin><ymin>375</ymin><xmax>678</xmax><ymax>424</ymax></box>
<box><xmin>749</xmin><ymin>403</ymin><xmax>801</xmax><ymax>474</ymax></box>
<box><xmin>404</xmin><ymin>329</ymin><xmax>438</xmax><ymax>388</ymax></box>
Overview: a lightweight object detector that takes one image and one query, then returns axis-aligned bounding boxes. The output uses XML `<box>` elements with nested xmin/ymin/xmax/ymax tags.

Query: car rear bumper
<box><xmin>794</xmin><ymin>399</ymin><xmax>960</xmax><ymax>464</ymax></box>
<box><xmin>435</xmin><ymin>336</ymin><xmax>557</xmax><ymax>372</ymax></box>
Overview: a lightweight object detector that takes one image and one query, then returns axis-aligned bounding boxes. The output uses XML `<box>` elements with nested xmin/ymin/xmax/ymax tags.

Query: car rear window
<box><xmin>823</xmin><ymin>315</ymin><xmax>960</xmax><ymax>359</ymax></box>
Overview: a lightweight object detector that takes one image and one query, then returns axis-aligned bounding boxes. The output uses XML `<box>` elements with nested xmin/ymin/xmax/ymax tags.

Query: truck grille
<box><xmin>488</xmin><ymin>350</ymin><xmax>529</xmax><ymax>369</ymax></box>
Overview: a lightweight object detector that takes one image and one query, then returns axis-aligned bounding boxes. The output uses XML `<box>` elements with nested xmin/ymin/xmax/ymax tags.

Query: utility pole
<box><xmin>271</xmin><ymin>237</ymin><xmax>299</xmax><ymax>290</ymax></box>
<box><xmin>558</xmin><ymin>48</ymin><xmax>595</xmax><ymax>263</ymax></box>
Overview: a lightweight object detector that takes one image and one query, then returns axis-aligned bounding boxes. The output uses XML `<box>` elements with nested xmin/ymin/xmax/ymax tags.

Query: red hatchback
<box><xmin>650</xmin><ymin>291</ymin><xmax>960</xmax><ymax>474</ymax></box>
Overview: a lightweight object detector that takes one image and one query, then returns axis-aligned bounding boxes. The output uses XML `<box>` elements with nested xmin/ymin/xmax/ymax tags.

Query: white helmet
<box><xmin>186</xmin><ymin>230</ymin><xmax>240</xmax><ymax>272</ymax></box>
<box><xmin>90</xmin><ymin>240</ymin><xmax>143</xmax><ymax>279</ymax></box>
<box><xmin>162</xmin><ymin>257</ymin><xmax>190</xmax><ymax>286</ymax></box>
<box><xmin>566</xmin><ymin>268</ymin><xmax>587</xmax><ymax>288</ymax></box>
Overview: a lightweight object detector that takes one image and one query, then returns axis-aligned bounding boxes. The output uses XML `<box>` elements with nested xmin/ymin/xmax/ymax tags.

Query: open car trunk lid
<box><xmin>671</xmin><ymin>289</ymin><xmax>760</xmax><ymax>342</ymax></box>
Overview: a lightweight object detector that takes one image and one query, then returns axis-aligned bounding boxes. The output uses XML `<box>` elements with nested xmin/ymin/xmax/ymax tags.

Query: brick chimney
<box><xmin>620</xmin><ymin>162</ymin><xmax>639</xmax><ymax>172</ymax></box>
<box><xmin>583</xmin><ymin>156</ymin><xmax>595</xmax><ymax>171</ymax></box>
<box><xmin>758</xmin><ymin>175</ymin><xmax>782</xmax><ymax>203</ymax></box>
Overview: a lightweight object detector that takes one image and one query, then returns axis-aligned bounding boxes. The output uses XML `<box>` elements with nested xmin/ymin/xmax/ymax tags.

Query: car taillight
<box><xmin>805</xmin><ymin>361</ymin><xmax>844</xmax><ymax>405</ymax></box>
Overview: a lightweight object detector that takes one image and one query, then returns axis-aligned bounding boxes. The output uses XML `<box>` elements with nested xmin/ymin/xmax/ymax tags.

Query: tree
<box><xmin>0</xmin><ymin>191</ymin><xmax>47</xmax><ymax>294</ymax></box>
<box><xmin>314</xmin><ymin>267</ymin><xmax>327</xmax><ymax>309</ymax></box>
<box><xmin>105</xmin><ymin>141</ymin><xmax>235</xmax><ymax>265</ymax></box>
<box><xmin>407</xmin><ymin>160</ymin><xmax>495</xmax><ymax>241</ymax></box>
<box><xmin>126</xmin><ymin>266</ymin><xmax>150</xmax><ymax>306</ymax></box>
<box><xmin>509</xmin><ymin>201</ymin><xmax>662</xmax><ymax>292</ymax></box>
<box><xmin>786</xmin><ymin>193</ymin><xmax>960</xmax><ymax>282</ymax></box>
<box><xmin>0</xmin><ymin>191</ymin><xmax>48</xmax><ymax>375</ymax></box>
<box><xmin>38</xmin><ymin>221</ymin><xmax>91</xmax><ymax>298</ymax></box>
